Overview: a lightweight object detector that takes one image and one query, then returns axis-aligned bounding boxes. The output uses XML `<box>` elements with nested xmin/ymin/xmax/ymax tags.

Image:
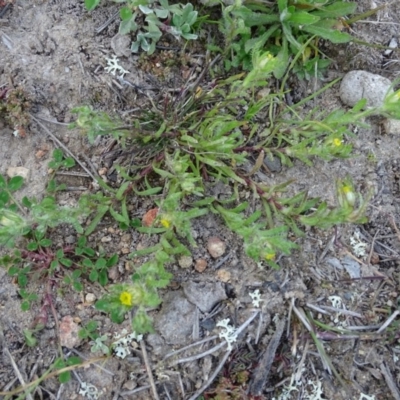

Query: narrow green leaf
<box><xmin>287</xmin><ymin>11</ymin><xmax>320</xmax><ymax>25</ymax></box>
<box><xmin>302</xmin><ymin>25</ymin><xmax>353</xmax><ymax>43</ymax></box>
<box><xmin>85</xmin><ymin>205</ymin><xmax>109</xmax><ymax>236</ymax></box>
<box><xmin>116</xmin><ymin>181</ymin><xmax>131</xmax><ymax>201</ymax></box>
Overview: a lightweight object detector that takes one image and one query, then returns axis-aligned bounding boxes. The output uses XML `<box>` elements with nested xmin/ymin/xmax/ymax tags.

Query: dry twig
<box><xmin>140</xmin><ymin>340</ymin><xmax>160</xmax><ymax>400</ymax></box>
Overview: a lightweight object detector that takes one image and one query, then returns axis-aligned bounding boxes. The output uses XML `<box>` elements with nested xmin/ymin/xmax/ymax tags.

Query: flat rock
<box><xmin>383</xmin><ymin>118</ymin><xmax>400</xmax><ymax>134</ymax></box>
<box><xmin>6</xmin><ymin>166</ymin><xmax>30</xmax><ymax>180</ymax></box>
<box><xmin>340</xmin><ymin>70</ymin><xmax>392</xmax><ymax>108</ymax></box>
<box><xmin>183</xmin><ymin>281</ymin><xmax>227</xmax><ymax>313</ymax></box>
<box><xmin>155</xmin><ymin>291</ymin><xmax>196</xmax><ymax>345</ymax></box>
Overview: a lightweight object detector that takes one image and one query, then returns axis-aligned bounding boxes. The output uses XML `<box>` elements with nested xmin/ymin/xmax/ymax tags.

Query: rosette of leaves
<box><xmin>85</xmin><ymin>0</ymin><xmax>197</xmax><ymax>55</ymax></box>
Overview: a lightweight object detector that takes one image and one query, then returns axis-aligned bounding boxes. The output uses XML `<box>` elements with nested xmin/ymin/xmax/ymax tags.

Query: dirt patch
<box><xmin>1</xmin><ymin>1</ymin><xmax>400</xmax><ymax>399</ymax></box>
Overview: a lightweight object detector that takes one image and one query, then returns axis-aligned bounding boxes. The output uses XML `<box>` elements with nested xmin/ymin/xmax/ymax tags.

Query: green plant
<box><xmin>0</xmin><ymin>85</ymin><xmax>31</xmax><ymax>137</ymax></box>
<box><xmin>215</xmin><ymin>0</ymin><xmax>356</xmax><ymax>76</ymax></box>
<box><xmin>48</xmin><ymin>148</ymin><xmax>75</xmax><ymax>171</ymax></box>
<box><xmin>84</xmin><ymin>0</ymin><xmax>198</xmax><ymax>54</ymax></box>
<box><xmin>67</xmin><ymin>54</ymin><xmax>400</xmax><ymax>333</ymax></box>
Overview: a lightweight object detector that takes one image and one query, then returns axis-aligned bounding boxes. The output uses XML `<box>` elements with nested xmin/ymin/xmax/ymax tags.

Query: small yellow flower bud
<box><xmin>160</xmin><ymin>218</ymin><xmax>171</xmax><ymax>228</ymax></box>
<box><xmin>342</xmin><ymin>185</ymin><xmax>356</xmax><ymax>206</ymax></box>
<box><xmin>265</xmin><ymin>252</ymin><xmax>276</xmax><ymax>261</ymax></box>
<box><xmin>332</xmin><ymin>138</ymin><xmax>342</xmax><ymax>147</ymax></box>
<box><xmin>119</xmin><ymin>291</ymin><xmax>132</xmax><ymax>307</ymax></box>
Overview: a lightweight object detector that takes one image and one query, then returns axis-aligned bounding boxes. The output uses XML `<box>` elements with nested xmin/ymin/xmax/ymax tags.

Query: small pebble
<box><xmin>85</xmin><ymin>293</ymin><xmax>96</xmax><ymax>304</ymax></box>
<box><xmin>340</xmin><ymin>70</ymin><xmax>392</xmax><ymax>108</ymax></box>
<box><xmin>100</xmin><ymin>236</ymin><xmax>112</xmax><ymax>243</ymax></box>
<box><xmin>207</xmin><ymin>237</ymin><xmax>226</xmax><ymax>258</ymax></box>
<box><xmin>194</xmin><ymin>259</ymin><xmax>207</xmax><ymax>273</ymax></box>
<box><xmin>216</xmin><ymin>269</ymin><xmax>231</xmax><ymax>282</ymax></box>
<box><xmin>178</xmin><ymin>255</ymin><xmax>193</xmax><ymax>269</ymax></box>
<box><xmin>108</xmin><ymin>266</ymin><xmax>120</xmax><ymax>281</ymax></box>
<box><xmin>142</xmin><ymin>207</ymin><xmax>158</xmax><ymax>227</ymax></box>
<box><xmin>7</xmin><ymin>166</ymin><xmax>30</xmax><ymax>180</ymax></box>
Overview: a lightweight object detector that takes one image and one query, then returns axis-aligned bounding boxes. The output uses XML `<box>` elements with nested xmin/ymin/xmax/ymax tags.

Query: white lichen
<box><xmin>349</xmin><ymin>230</ymin><xmax>368</xmax><ymax>257</ymax></box>
<box><xmin>79</xmin><ymin>382</ymin><xmax>99</xmax><ymax>400</ymax></box>
<box><xmin>104</xmin><ymin>55</ymin><xmax>130</xmax><ymax>77</ymax></box>
<box><xmin>249</xmin><ymin>289</ymin><xmax>263</xmax><ymax>308</ymax></box>
<box><xmin>112</xmin><ymin>329</ymin><xmax>143</xmax><ymax>359</ymax></box>
<box><xmin>216</xmin><ymin>319</ymin><xmax>238</xmax><ymax>351</ymax></box>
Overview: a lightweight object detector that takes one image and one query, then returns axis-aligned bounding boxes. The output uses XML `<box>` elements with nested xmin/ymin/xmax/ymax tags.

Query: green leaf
<box><xmin>60</xmin><ymin>258</ymin><xmax>73</xmax><ymax>267</ymax></box>
<box><xmin>95</xmin><ymin>258</ymin><xmax>107</xmax><ymax>269</ymax></box>
<box><xmin>89</xmin><ymin>270</ymin><xmax>99</xmax><ymax>282</ymax></box>
<box><xmin>27</xmin><ymin>242</ymin><xmax>38</xmax><ymax>251</ymax></box>
<box><xmin>116</xmin><ymin>181</ymin><xmax>131</xmax><ymax>201</ymax></box>
<box><xmin>21</xmin><ymin>300</ymin><xmax>30</xmax><ymax>311</ymax></box>
<box><xmin>52</xmin><ymin>148</ymin><xmax>64</xmax><ymax>163</ymax></box>
<box><xmin>8</xmin><ymin>176</ymin><xmax>24</xmax><ymax>192</ymax></box>
<box><xmin>120</xmin><ymin>7</ymin><xmax>133</xmax><ymax>21</ymax></box>
<box><xmin>98</xmin><ymin>270</ymin><xmax>108</xmax><ymax>286</ymax></box>
<box><xmin>84</xmin><ymin>0</ymin><xmax>100</xmax><ymax>11</ymax></box>
<box><xmin>72</xmin><ymin>270</ymin><xmax>81</xmax><ymax>279</ymax></box>
<box><xmin>59</xmin><ymin>371</ymin><xmax>71</xmax><ymax>384</ymax></box>
<box><xmin>85</xmin><ymin>205</ymin><xmax>109</xmax><ymax>236</ymax></box>
<box><xmin>83</xmin><ymin>258</ymin><xmax>94</xmax><ymax>268</ymax></box>
<box><xmin>56</xmin><ymin>249</ymin><xmax>64</xmax><ymax>258</ymax></box>
<box><xmin>133</xmin><ymin>185</ymin><xmax>164</xmax><ymax>196</ymax></box>
<box><xmin>23</xmin><ymin>329</ymin><xmax>37</xmax><ymax>347</ymax></box>
<box><xmin>22</xmin><ymin>196</ymin><xmax>32</xmax><ymax>208</ymax></box>
<box><xmin>273</xmin><ymin>37</ymin><xmax>289</xmax><ymax>79</ymax></box>
<box><xmin>301</xmin><ymin>25</ymin><xmax>353</xmax><ymax>43</ymax></box>
<box><xmin>83</xmin><ymin>247</ymin><xmax>96</xmax><ymax>257</ymax></box>
<box><xmin>110</xmin><ymin>309</ymin><xmax>125</xmax><ymax>324</ymax></box>
<box><xmin>287</xmin><ymin>11</ymin><xmax>320</xmax><ymax>25</ymax></box>
<box><xmin>39</xmin><ymin>238</ymin><xmax>53</xmax><ymax>247</ymax></box>
<box><xmin>0</xmin><ymin>175</ymin><xmax>6</xmax><ymax>188</ymax></box>
<box><xmin>73</xmin><ymin>281</ymin><xmax>83</xmax><ymax>291</ymax></box>
<box><xmin>86</xmin><ymin>321</ymin><xmax>98</xmax><ymax>332</ymax></box>
<box><xmin>18</xmin><ymin>274</ymin><xmax>28</xmax><ymax>287</ymax></box>
<box><xmin>8</xmin><ymin>266</ymin><xmax>19</xmax><ymax>276</ymax></box>
<box><xmin>63</xmin><ymin>157</ymin><xmax>76</xmax><ymax>168</ymax></box>
<box><xmin>312</xmin><ymin>2</ymin><xmax>357</xmax><ymax>18</ymax></box>
<box><xmin>107</xmin><ymin>254</ymin><xmax>119</xmax><ymax>267</ymax></box>
<box><xmin>109</xmin><ymin>207</ymin><xmax>128</xmax><ymax>223</ymax></box>
<box><xmin>77</xmin><ymin>236</ymin><xmax>87</xmax><ymax>247</ymax></box>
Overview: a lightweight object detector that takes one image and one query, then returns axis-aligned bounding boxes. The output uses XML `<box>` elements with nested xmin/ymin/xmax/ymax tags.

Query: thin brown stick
<box><xmin>186</xmin><ymin>349</ymin><xmax>231</xmax><ymax>400</ymax></box>
<box><xmin>249</xmin><ymin>317</ymin><xmax>286</xmax><ymax>395</ymax></box>
<box><xmin>3</xmin><ymin>346</ymin><xmax>33</xmax><ymax>400</ymax></box>
<box><xmin>380</xmin><ymin>362</ymin><xmax>400</xmax><ymax>400</ymax></box>
<box><xmin>30</xmin><ymin>114</ymin><xmax>99</xmax><ymax>183</ymax></box>
<box><xmin>140</xmin><ymin>340</ymin><xmax>160</xmax><ymax>400</ymax></box>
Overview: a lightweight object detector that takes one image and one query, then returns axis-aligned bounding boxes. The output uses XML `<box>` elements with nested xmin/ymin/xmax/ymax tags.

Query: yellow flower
<box><xmin>265</xmin><ymin>252</ymin><xmax>276</xmax><ymax>261</ymax></box>
<box><xmin>341</xmin><ymin>184</ymin><xmax>355</xmax><ymax>206</ymax></box>
<box><xmin>342</xmin><ymin>185</ymin><xmax>352</xmax><ymax>194</ymax></box>
<box><xmin>160</xmin><ymin>218</ymin><xmax>171</xmax><ymax>228</ymax></box>
<box><xmin>119</xmin><ymin>291</ymin><xmax>132</xmax><ymax>307</ymax></box>
<box><xmin>332</xmin><ymin>138</ymin><xmax>342</xmax><ymax>147</ymax></box>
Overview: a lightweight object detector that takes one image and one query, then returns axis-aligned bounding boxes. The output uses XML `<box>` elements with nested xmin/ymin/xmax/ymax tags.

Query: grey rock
<box><xmin>340</xmin><ymin>70</ymin><xmax>392</xmax><ymax>108</ymax></box>
<box><xmin>183</xmin><ymin>281</ymin><xmax>227</xmax><ymax>313</ymax></box>
<box><xmin>111</xmin><ymin>34</ymin><xmax>131</xmax><ymax>58</ymax></box>
<box><xmin>383</xmin><ymin>118</ymin><xmax>400</xmax><ymax>134</ymax></box>
<box><xmin>155</xmin><ymin>291</ymin><xmax>196</xmax><ymax>345</ymax></box>
<box><xmin>146</xmin><ymin>333</ymin><xmax>167</xmax><ymax>357</ymax></box>
<box><xmin>263</xmin><ymin>154</ymin><xmax>282</xmax><ymax>172</ymax></box>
